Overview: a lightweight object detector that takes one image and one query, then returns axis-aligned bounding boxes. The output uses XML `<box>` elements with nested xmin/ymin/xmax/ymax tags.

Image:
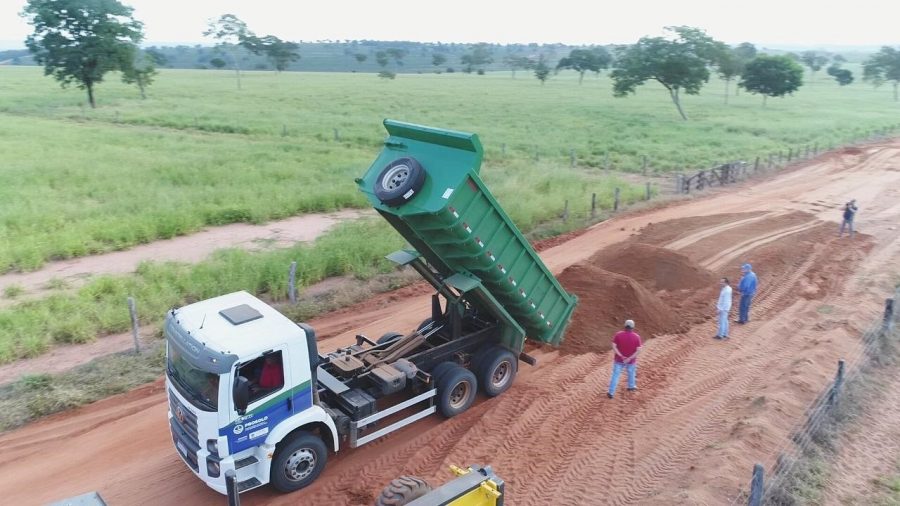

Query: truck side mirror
<box><xmin>233</xmin><ymin>376</ymin><xmax>250</xmax><ymax>415</ymax></box>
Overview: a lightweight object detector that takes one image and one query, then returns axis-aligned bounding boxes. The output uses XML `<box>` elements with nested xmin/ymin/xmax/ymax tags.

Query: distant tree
<box><xmin>713</xmin><ymin>45</ymin><xmax>743</xmax><ymax>104</ymax></box>
<box><xmin>590</xmin><ymin>46</ymin><xmax>613</xmax><ymax>77</ymax></box>
<box><xmin>432</xmin><ymin>53</ymin><xmax>447</xmax><ymax>69</ymax></box>
<box><xmin>862</xmin><ymin>46</ymin><xmax>900</xmax><ymax>101</ymax></box>
<box><xmin>121</xmin><ymin>50</ymin><xmax>157</xmax><ymax>99</ymax></box>
<box><xmin>250</xmin><ymin>35</ymin><xmax>300</xmax><ymax>71</ymax></box>
<box><xmin>375</xmin><ymin>51</ymin><xmax>389</xmax><ymax>68</ymax></box>
<box><xmin>354</xmin><ymin>53</ymin><xmax>368</xmax><ymax>64</ymax></box>
<box><xmin>385</xmin><ymin>48</ymin><xmax>407</xmax><ymax>67</ymax></box>
<box><xmin>800</xmin><ymin>50</ymin><xmax>829</xmax><ymax>82</ymax></box>
<box><xmin>204</xmin><ymin>14</ymin><xmax>253</xmax><ymax>89</ymax></box>
<box><xmin>739</xmin><ymin>55</ymin><xmax>804</xmax><ymax>106</ymax></box>
<box><xmin>610</xmin><ymin>26</ymin><xmax>721</xmax><ymax>120</ymax></box>
<box><xmin>534</xmin><ymin>56</ymin><xmax>551</xmax><ymax>85</ymax></box>
<box><xmin>21</xmin><ymin>0</ymin><xmax>144</xmax><ymax>108</ymax></box>
<box><xmin>503</xmin><ymin>55</ymin><xmax>533</xmax><ymax>78</ymax></box>
<box><xmin>556</xmin><ymin>47</ymin><xmax>611</xmax><ymax>84</ymax></box>
<box><xmin>731</xmin><ymin>42</ymin><xmax>757</xmax><ymax>96</ymax></box>
<box><xmin>145</xmin><ymin>48</ymin><xmax>168</xmax><ymax>67</ymax></box>
<box><xmin>210</xmin><ymin>57</ymin><xmax>227</xmax><ymax>69</ymax></box>
<box><xmin>378</xmin><ymin>70</ymin><xmax>396</xmax><ymax>80</ymax></box>
<box><xmin>827</xmin><ymin>64</ymin><xmax>854</xmax><ymax>86</ymax></box>
<box><xmin>461</xmin><ymin>43</ymin><xmax>494</xmax><ymax>74</ymax></box>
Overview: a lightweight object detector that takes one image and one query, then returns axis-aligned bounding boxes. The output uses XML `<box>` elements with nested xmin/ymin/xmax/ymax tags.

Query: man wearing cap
<box><xmin>607</xmin><ymin>319</ymin><xmax>642</xmax><ymax>399</ymax></box>
<box><xmin>737</xmin><ymin>263</ymin><xmax>758</xmax><ymax>324</ymax></box>
<box><xmin>839</xmin><ymin>199</ymin><xmax>858</xmax><ymax>238</ymax></box>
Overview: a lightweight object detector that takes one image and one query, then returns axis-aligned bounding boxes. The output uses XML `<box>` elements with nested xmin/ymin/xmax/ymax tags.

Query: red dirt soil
<box><xmin>1</xmin><ymin>139</ymin><xmax>899</xmax><ymax>506</ymax></box>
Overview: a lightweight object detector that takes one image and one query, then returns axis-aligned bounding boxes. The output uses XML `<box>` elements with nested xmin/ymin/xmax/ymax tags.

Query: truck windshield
<box><xmin>167</xmin><ymin>345</ymin><xmax>219</xmax><ymax>411</ymax></box>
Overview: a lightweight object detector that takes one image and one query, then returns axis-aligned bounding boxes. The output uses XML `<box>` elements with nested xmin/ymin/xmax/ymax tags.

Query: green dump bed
<box><xmin>357</xmin><ymin>120</ymin><xmax>577</xmax><ymax>347</ymax></box>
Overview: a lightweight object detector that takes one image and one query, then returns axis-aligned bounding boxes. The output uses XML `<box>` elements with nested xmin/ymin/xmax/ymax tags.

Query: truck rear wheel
<box><xmin>270</xmin><ymin>431</ymin><xmax>328</xmax><ymax>493</ymax></box>
<box><xmin>377</xmin><ymin>331</ymin><xmax>404</xmax><ymax>345</ymax></box>
<box><xmin>375</xmin><ymin>476</ymin><xmax>432</xmax><ymax>506</ymax></box>
<box><xmin>478</xmin><ymin>346</ymin><xmax>518</xmax><ymax>397</ymax></box>
<box><xmin>437</xmin><ymin>366</ymin><xmax>477</xmax><ymax>418</ymax></box>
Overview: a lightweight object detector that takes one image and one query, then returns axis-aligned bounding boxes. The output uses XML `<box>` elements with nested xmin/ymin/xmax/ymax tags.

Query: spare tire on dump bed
<box><xmin>374</xmin><ymin>157</ymin><xmax>426</xmax><ymax>207</ymax></box>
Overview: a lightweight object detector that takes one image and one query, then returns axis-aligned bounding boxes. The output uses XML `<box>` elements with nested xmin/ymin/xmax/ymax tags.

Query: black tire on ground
<box><xmin>374</xmin><ymin>157</ymin><xmax>427</xmax><ymax>207</ymax></box>
<box><xmin>436</xmin><ymin>365</ymin><xmax>477</xmax><ymax>418</ymax></box>
<box><xmin>375</xmin><ymin>476</ymin><xmax>432</xmax><ymax>506</ymax></box>
<box><xmin>269</xmin><ymin>431</ymin><xmax>328</xmax><ymax>493</ymax></box>
<box><xmin>477</xmin><ymin>346</ymin><xmax>518</xmax><ymax>397</ymax></box>
<box><xmin>429</xmin><ymin>361</ymin><xmax>456</xmax><ymax>388</ymax></box>
<box><xmin>377</xmin><ymin>331</ymin><xmax>404</xmax><ymax>345</ymax></box>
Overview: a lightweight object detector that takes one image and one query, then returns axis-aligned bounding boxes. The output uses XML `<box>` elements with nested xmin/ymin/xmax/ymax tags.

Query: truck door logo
<box><xmin>233</xmin><ymin>424</ymin><xmax>244</xmax><ymax>435</ymax></box>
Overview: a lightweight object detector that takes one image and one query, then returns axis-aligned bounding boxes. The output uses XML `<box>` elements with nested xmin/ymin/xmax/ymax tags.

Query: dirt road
<box><xmin>1</xmin><ymin>142</ymin><xmax>899</xmax><ymax>505</ymax></box>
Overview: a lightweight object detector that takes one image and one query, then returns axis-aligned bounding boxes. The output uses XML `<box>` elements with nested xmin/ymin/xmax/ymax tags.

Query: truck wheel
<box><xmin>375</xmin><ymin>476</ymin><xmax>432</xmax><ymax>506</ymax></box>
<box><xmin>374</xmin><ymin>157</ymin><xmax>426</xmax><ymax>207</ymax></box>
<box><xmin>478</xmin><ymin>347</ymin><xmax>518</xmax><ymax>397</ymax></box>
<box><xmin>270</xmin><ymin>432</ymin><xmax>328</xmax><ymax>493</ymax></box>
<box><xmin>429</xmin><ymin>361</ymin><xmax>456</xmax><ymax>388</ymax></box>
<box><xmin>377</xmin><ymin>331</ymin><xmax>404</xmax><ymax>345</ymax></box>
<box><xmin>416</xmin><ymin>317</ymin><xmax>434</xmax><ymax>332</ymax></box>
<box><xmin>437</xmin><ymin>366</ymin><xmax>477</xmax><ymax>418</ymax></box>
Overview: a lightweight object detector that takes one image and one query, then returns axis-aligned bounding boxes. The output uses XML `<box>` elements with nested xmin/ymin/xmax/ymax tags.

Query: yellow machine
<box><xmin>375</xmin><ymin>465</ymin><xmax>504</xmax><ymax>506</ymax></box>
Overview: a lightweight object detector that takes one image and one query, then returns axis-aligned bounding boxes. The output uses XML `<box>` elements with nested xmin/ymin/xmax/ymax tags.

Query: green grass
<box><xmin>1</xmin><ymin>66</ymin><xmax>898</xmax><ymax>271</ymax></box>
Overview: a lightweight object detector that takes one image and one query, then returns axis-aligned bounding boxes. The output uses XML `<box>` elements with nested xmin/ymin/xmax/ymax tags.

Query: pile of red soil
<box><xmin>589</xmin><ymin>242</ymin><xmax>717</xmax><ymax>291</ymax></box>
<box><xmin>556</xmin><ymin>265</ymin><xmax>686</xmax><ymax>354</ymax></box>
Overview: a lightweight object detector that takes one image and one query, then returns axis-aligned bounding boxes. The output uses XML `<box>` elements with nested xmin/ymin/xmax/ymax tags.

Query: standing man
<box><xmin>715</xmin><ymin>278</ymin><xmax>733</xmax><ymax>339</ymax></box>
<box><xmin>737</xmin><ymin>263</ymin><xmax>758</xmax><ymax>324</ymax></box>
<box><xmin>839</xmin><ymin>199</ymin><xmax>858</xmax><ymax>238</ymax></box>
<box><xmin>607</xmin><ymin>319</ymin><xmax>642</xmax><ymax>399</ymax></box>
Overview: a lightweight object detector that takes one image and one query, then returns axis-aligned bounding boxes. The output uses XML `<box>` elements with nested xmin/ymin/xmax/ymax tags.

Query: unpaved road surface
<box><xmin>1</xmin><ymin>142</ymin><xmax>899</xmax><ymax>505</ymax></box>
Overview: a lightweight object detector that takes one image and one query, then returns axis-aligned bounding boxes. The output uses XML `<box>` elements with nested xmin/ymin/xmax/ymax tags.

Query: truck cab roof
<box><xmin>171</xmin><ymin>291</ymin><xmax>304</xmax><ymax>360</ymax></box>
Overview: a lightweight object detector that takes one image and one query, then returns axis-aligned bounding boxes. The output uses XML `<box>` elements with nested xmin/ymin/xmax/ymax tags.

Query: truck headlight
<box><xmin>207</xmin><ymin>439</ymin><xmax>219</xmax><ymax>456</ymax></box>
<box><xmin>206</xmin><ymin>458</ymin><xmax>221</xmax><ymax>478</ymax></box>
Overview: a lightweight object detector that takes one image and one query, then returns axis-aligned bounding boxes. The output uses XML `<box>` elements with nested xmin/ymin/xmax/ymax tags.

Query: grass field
<box><xmin>0</xmin><ymin>64</ymin><xmax>898</xmax><ymax>363</ymax></box>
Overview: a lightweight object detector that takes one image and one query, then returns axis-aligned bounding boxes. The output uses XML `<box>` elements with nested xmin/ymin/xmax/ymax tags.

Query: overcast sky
<box><xmin>2</xmin><ymin>0</ymin><xmax>898</xmax><ymax>50</ymax></box>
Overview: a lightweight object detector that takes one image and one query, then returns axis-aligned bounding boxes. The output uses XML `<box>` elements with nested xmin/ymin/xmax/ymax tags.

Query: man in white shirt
<box><xmin>715</xmin><ymin>278</ymin><xmax>733</xmax><ymax>340</ymax></box>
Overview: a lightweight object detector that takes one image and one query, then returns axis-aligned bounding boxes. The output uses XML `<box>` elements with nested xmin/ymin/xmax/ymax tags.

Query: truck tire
<box><xmin>429</xmin><ymin>361</ymin><xmax>456</xmax><ymax>388</ymax></box>
<box><xmin>377</xmin><ymin>331</ymin><xmax>404</xmax><ymax>345</ymax></box>
<box><xmin>437</xmin><ymin>365</ymin><xmax>477</xmax><ymax>418</ymax></box>
<box><xmin>417</xmin><ymin>317</ymin><xmax>435</xmax><ymax>332</ymax></box>
<box><xmin>375</xmin><ymin>476</ymin><xmax>432</xmax><ymax>506</ymax></box>
<box><xmin>478</xmin><ymin>347</ymin><xmax>518</xmax><ymax>397</ymax></box>
<box><xmin>270</xmin><ymin>431</ymin><xmax>328</xmax><ymax>493</ymax></box>
<box><xmin>374</xmin><ymin>157</ymin><xmax>426</xmax><ymax>207</ymax></box>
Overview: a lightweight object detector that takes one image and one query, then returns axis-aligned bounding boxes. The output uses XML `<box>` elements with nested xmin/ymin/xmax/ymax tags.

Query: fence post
<box><xmin>501</xmin><ymin>143</ymin><xmax>506</xmax><ymax>156</ymax></box>
<box><xmin>591</xmin><ymin>193</ymin><xmax>597</xmax><ymax>218</ymax></box>
<box><xmin>604</xmin><ymin>152</ymin><xmax>611</xmax><ymax>172</ymax></box>
<box><xmin>127</xmin><ymin>297</ymin><xmax>141</xmax><ymax>354</ymax></box>
<box><xmin>289</xmin><ymin>261</ymin><xmax>298</xmax><ymax>304</ymax></box>
<box><xmin>645</xmin><ymin>182</ymin><xmax>651</xmax><ymax>200</ymax></box>
<box><xmin>753</xmin><ymin>156</ymin><xmax>760</xmax><ymax>173</ymax></box>
<box><xmin>829</xmin><ymin>359</ymin><xmax>845</xmax><ymax>405</ymax></box>
<box><xmin>674</xmin><ymin>174</ymin><xmax>681</xmax><ymax>194</ymax></box>
<box><xmin>282</xmin><ymin>124</ymin><xmax>287</xmax><ymax>137</ymax></box>
<box><xmin>787</xmin><ymin>148</ymin><xmax>793</xmax><ymax>162</ymax></box>
<box><xmin>570</xmin><ymin>148</ymin><xmax>576</xmax><ymax>167</ymax></box>
<box><xmin>226</xmin><ymin>470</ymin><xmax>240</xmax><ymax>506</ymax></box>
<box><xmin>768</xmin><ymin>153</ymin><xmax>773</xmax><ymax>169</ymax></box>
<box><xmin>748</xmin><ymin>464</ymin><xmax>764</xmax><ymax>506</ymax></box>
<box><xmin>333</xmin><ymin>128</ymin><xmax>340</xmax><ymax>141</ymax></box>
<box><xmin>562</xmin><ymin>200</ymin><xmax>569</xmax><ymax>222</ymax></box>
<box><xmin>614</xmin><ymin>187</ymin><xmax>621</xmax><ymax>212</ymax></box>
<box><xmin>884</xmin><ymin>298</ymin><xmax>895</xmax><ymax>334</ymax></box>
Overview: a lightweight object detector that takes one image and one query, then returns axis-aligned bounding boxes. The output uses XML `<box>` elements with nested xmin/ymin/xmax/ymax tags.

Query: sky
<box><xmin>2</xmin><ymin>0</ymin><xmax>898</xmax><ymax>50</ymax></box>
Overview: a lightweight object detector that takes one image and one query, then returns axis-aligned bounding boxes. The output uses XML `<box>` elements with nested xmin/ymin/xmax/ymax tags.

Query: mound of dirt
<box><xmin>557</xmin><ymin>264</ymin><xmax>686</xmax><ymax>355</ymax></box>
<box><xmin>588</xmin><ymin>242</ymin><xmax>717</xmax><ymax>291</ymax></box>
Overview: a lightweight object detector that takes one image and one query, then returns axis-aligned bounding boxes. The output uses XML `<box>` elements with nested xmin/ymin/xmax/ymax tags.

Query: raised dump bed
<box><xmin>357</xmin><ymin>120</ymin><xmax>577</xmax><ymax>347</ymax></box>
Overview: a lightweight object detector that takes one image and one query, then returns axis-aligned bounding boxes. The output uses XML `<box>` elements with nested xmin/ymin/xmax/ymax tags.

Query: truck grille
<box><xmin>169</xmin><ymin>389</ymin><xmax>200</xmax><ymax>471</ymax></box>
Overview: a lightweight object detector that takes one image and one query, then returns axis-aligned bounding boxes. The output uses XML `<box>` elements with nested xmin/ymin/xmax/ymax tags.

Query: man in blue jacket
<box><xmin>737</xmin><ymin>263</ymin><xmax>758</xmax><ymax>324</ymax></box>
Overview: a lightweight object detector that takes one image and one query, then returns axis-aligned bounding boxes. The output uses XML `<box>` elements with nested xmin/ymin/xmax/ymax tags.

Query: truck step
<box><xmin>234</xmin><ymin>456</ymin><xmax>259</xmax><ymax>469</ymax></box>
<box><xmin>237</xmin><ymin>477</ymin><xmax>262</xmax><ymax>493</ymax></box>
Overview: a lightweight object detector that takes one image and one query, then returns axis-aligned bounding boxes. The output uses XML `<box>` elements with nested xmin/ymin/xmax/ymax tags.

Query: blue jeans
<box><xmin>839</xmin><ymin>218</ymin><xmax>854</xmax><ymax>237</ymax></box>
<box><xmin>608</xmin><ymin>362</ymin><xmax>637</xmax><ymax>396</ymax></box>
<box><xmin>739</xmin><ymin>293</ymin><xmax>753</xmax><ymax>323</ymax></box>
<box><xmin>718</xmin><ymin>310</ymin><xmax>730</xmax><ymax>337</ymax></box>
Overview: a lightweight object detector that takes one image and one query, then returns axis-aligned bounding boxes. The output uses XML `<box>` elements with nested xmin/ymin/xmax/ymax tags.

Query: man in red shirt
<box><xmin>607</xmin><ymin>319</ymin><xmax>642</xmax><ymax>399</ymax></box>
<box><xmin>258</xmin><ymin>355</ymin><xmax>284</xmax><ymax>390</ymax></box>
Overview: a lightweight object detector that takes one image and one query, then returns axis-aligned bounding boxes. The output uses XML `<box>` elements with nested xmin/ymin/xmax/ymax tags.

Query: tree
<box><xmin>714</xmin><ymin>45</ymin><xmax>744</xmax><ymax>104</ymax></box>
<box><xmin>534</xmin><ymin>56</ymin><xmax>550</xmax><ymax>85</ymax></box>
<box><xmin>21</xmin><ymin>0</ymin><xmax>144</xmax><ymax>108</ymax></box>
<box><xmin>556</xmin><ymin>47</ymin><xmax>611</xmax><ymax>84</ymax></box>
<box><xmin>503</xmin><ymin>54</ymin><xmax>533</xmax><ymax>78</ymax></box>
<box><xmin>610</xmin><ymin>26</ymin><xmax>720</xmax><ymax>120</ymax></box>
<box><xmin>252</xmin><ymin>35</ymin><xmax>300</xmax><ymax>72</ymax></box>
<box><xmin>827</xmin><ymin>65</ymin><xmax>854</xmax><ymax>86</ymax></box>
<box><xmin>210</xmin><ymin>57</ymin><xmax>227</xmax><ymax>69</ymax></box>
<box><xmin>862</xmin><ymin>46</ymin><xmax>900</xmax><ymax>101</ymax></box>
<box><xmin>385</xmin><ymin>48</ymin><xmax>407</xmax><ymax>67</ymax></box>
<box><xmin>739</xmin><ymin>55</ymin><xmax>804</xmax><ymax>106</ymax></box>
<box><xmin>204</xmin><ymin>14</ymin><xmax>252</xmax><ymax>89</ymax></box>
<box><xmin>461</xmin><ymin>43</ymin><xmax>493</xmax><ymax>74</ymax></box>
<box><xmin>731</xmin><ymin>42</ymin><xmax>757</xmax><ymax>96</ymax></box>
<box><xmin>800</xmin><ymin>50</ymin><xmax>829</xmax><ymax>82</ymax></box>
<box><xmin>432</xmin><ymin>53</ymin><xmax>446</xmax><ymax>69</ymax></box>
<box><xmin>354</xmin><ymin>53</ymin><xmax>368</xmax><ymax>65</ymax></box>
<box><xmin>121</xmin><ymin>50</ymin><xmax>157</xmax><ymax>99</ymax></box>
<box><xmin>375</xmin><ymin>51</ymin><xmax>389</xmax><ymax>68</ymax></box>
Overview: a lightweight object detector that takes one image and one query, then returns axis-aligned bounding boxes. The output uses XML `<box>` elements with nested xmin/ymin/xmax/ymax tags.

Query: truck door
<box><xmin>223</xmin><ymin>348</ymin><xmax>293</xmax><ymax>454</ymax></box>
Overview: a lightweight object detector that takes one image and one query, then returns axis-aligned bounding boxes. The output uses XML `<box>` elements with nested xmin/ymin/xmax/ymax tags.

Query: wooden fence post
<box><xmin>645</xmin><ymin>182</ymin><xmax>651</xmax><ymax>200</ymax></box>
<box><xmin>570</xmin><ymin>148</ymin><xmax>576</xmax><ymax>167</ymax></box>
<box><xmin>127</xmin><ymin>297</ymin><xmax>141</xmax><ymax>354</ymax></box>
<box><xmin>591</xmin><ymin>193</ymin><xmax>597</xmax><ymax>218</ymax></box>
<box><xmin>333</xmin><ymin>128</ymin><xmax>340</xmax><ymax>141</ymax></box>
<box><xmin>754</xmin><ymin>156</ymin><xmax>760</xmax><ymax>173</ymax></box>
<box><xmin>748</xmin><ymin>464</ymin><xmax>764</xmax><ymax>506</ymax></box>
<box><xmin>614</xmin><ymin>187</ymin><xmax>621</xmax><ymax>212</ymax></box>
<box><xmin>501</xmin><ymin>143</ymin><xmax>506</xmax><ymax>156</ymax></box>
<box><xmin>562</xmin><ymin>200</ymin><xmax>569</xmax><ymax>222</ymax></box>
<box><xmin>289</xmin><ymin>261</ymin><xmax>298</xmax><ymax>304</ymax></box>
<box><xmin>829</xmin><ymin>359</ymin><xmax>845</xmax><ymax>405</ymax></box>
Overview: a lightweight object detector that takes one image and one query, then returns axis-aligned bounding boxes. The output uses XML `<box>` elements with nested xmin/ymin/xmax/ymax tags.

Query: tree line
<box><xmin>19</xmin><ymin>0</ymin><xmax>900</xmax><ymax>113</ymax></box>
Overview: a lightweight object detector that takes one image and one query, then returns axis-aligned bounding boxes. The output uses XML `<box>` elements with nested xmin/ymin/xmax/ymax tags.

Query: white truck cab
<box><xmin>165</xmin><ymin>291</ymin><xmax>337</xmax><ymax>494</ymax></box>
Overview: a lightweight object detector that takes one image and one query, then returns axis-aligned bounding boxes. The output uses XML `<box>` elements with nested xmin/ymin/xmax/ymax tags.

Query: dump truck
<box><xmin>164</xmin><ymin>120</ymin><xmax>577</xmax><ymax>495</ymax></box>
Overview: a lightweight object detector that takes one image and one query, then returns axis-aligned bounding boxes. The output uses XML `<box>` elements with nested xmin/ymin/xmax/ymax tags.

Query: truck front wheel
<box><xmin>437</xmin><ymin>366</ymin><xmax>477</xmax><ymax>418</ymax></box>
<box><xmin>270</xmin><ymin>431</ymin><xmax>328</xmax><ymax>493</ymax></box>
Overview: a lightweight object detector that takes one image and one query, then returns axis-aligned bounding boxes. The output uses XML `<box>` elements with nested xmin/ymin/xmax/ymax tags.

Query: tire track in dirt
<box><xmin>664</xmin><ymin>211</ymin><xmax>783</xmax><ymax>250</ymax></box>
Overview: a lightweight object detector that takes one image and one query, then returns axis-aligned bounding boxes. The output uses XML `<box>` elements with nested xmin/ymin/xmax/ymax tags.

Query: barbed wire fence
<box><xmin>728</xmin><ymin>291</ymin><xmax>898</xmax><ymax>505</ymax></box>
